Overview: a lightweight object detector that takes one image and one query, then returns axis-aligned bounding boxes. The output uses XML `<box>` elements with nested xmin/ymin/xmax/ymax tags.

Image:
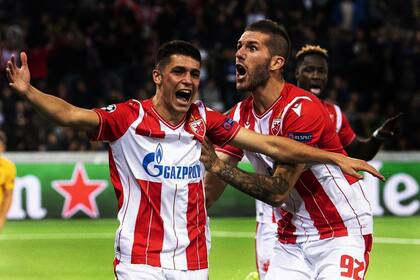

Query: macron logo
<box><xmin>291</xmin><ymin>102</ymin><xmax>302</xmax><ymax>117</ymax></box>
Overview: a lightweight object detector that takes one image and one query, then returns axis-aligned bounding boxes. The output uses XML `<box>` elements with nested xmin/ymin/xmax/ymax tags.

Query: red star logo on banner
<box><xmin>52</xmin><ymin>163</ymin><xmax>107</xmax><ymax>218</ymax></box>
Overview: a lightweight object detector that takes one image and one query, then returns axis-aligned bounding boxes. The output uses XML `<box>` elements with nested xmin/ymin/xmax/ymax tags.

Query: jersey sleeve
<box><xmin>282</xmin><ymin>99</ymin><xmax>324</xmax><ymax>146</ymax></box>
<box><xmin>89</xmin><ymin>100</ymin><xmax>140</xmax><ymax>142</ymax></box>
<box><xmin>338</xmin><ymin>113</ymin><xmax>357</xmax><ymax>147</ymax></box>
<box><xmin>205</xmin><ymin>108</ymin><xmax>241</xmax><ymax>148</ymax></box>
<box><xmin>215</xmin><ymin>144</ymin><xmax>244</xmax><ymax>160</ymax></box>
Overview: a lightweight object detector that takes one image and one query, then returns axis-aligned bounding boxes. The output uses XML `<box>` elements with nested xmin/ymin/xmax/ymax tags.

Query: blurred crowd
<box><xmin>0</xmin><ymin>0</ymin><xmax>419</xmax><ymax>151</ymax></box>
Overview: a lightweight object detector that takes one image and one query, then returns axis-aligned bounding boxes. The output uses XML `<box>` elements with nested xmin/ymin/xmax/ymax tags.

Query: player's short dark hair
<box><xmin>155</xmin><ymin>40</ymin><xmax>201</xmax><ymax>69</ymax></box>
<box><xmin>295</xmin><ymin>44</ymin><xmax>328</xmax><ymax>67</ymax></box>
<box><xmin>245</xmin><ymin>19</ymin><xmax>291</xmax><ymax>63</ymax></box>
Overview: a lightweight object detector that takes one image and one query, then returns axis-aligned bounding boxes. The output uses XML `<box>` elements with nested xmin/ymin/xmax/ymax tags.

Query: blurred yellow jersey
<box><xmin>0</xmin><ymin>156</ymin><xmax>16</xmax><ymax>204</ymax></box>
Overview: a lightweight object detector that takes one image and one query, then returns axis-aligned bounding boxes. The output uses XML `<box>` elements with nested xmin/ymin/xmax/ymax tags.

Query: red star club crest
<box><xmin>189</xmin><ymin>119</ymin><xmax>206</xmax><ymax>138</ymax></box>
<box><xmin>271</xmin><ymin>118</ymin><xmax>282</xmax><ymax>135</ymax></box>
<box><xmin>52</xmin><ymin>162</ymin><xmax>107</xmax><ymax>218</ymax></box>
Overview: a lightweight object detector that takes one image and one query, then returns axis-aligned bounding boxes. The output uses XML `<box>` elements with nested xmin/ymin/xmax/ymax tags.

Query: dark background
<box><xmin>0</xmin><ymin>0</ymin><xmax>418</xmax><ymax>151</ymax></box>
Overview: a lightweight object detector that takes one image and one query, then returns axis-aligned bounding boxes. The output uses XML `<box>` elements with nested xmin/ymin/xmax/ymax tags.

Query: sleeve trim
<box><xmin>215</xmin><ymin>147</ymin><xmax>244</xmax><ymax>160</ymax></box>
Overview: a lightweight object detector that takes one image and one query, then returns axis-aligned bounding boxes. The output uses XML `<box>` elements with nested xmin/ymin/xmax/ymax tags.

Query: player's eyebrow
<box><xmin>171</xmin><ymin>66</ymin><xmax>200</xmax><ymax>76</ymax></box>
<box><xmin>238</xmin><ymin>39</ymin><xmax>260</xmax><ymax>45</ymax></box>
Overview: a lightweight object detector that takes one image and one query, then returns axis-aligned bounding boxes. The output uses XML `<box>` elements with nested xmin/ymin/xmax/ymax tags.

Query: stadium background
<box><xmin>0</xmin><ymin>0</ymin><xmax>419</xmax><ymax>279</ymax></box>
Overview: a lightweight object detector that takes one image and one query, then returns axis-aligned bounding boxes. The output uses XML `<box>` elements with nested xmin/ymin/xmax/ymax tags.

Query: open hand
<box><xmin>5</xmin><ymin>52</ymin><xmax>31</xmax><ymax>97</ymax></box>
<box><xmin>336</xmin><ymin>154</ymin><xmax>385</xmax><ymax>181</ymax></box>
<box><xmin>374</xmin><ymin>113</ymin><xmax>403</xmax><ymax>140</ymax></box>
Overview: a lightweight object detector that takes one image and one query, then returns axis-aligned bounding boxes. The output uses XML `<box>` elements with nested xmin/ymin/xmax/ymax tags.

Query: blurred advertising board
<box><xmin>4</xmin><ymin>152</ymin><xmax>420</xmax><ymax>219</ymax></box>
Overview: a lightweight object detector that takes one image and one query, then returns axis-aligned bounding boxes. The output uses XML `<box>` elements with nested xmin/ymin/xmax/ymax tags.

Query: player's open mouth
<box><xmin>175</xmin><ymin>89</ymin><xmax>192</xmax><ymax>102</ymax></box>
<box><xmin>309</xmin><ymin>86</ymin><xmax>321</xmax><ymax>95</ymax></box>
<box><xmin>236</xmin><ymin>64</ymin><xmax>247</xmax><ymax>80</ymax></box>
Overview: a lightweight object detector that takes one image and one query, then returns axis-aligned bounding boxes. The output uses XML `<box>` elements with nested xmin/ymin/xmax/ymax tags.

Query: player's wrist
<box><xmin>209</xmin><ymin>158</ymin><xmax>224</xmax><ymax>174</ymax></box>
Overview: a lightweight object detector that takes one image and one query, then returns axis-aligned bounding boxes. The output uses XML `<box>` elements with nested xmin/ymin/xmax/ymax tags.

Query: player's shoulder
<box><xmin>286</xmin><ymin>83</ymin><xmax>315</xmax><ymax>98</ymax></box>
<box><xmin>0</xmin><ymin>156</ymin><xmax>16</xmax><ymax>173</ymax></box>
<box><xmin>284</xmin><ymin>83</ymin><xmax>319</xmax><ymax>107</ymax></box>
<box><xmin>280</xmin><ymin>83</ymin><xmax>325</xmax><ymax>120</ymax></box>
<box><xmin>229</xmin><ymin>95</ymin><xmax>254</xmax><ymax>114</ymax></box>
<box><xmin>322</xmin><ymin>100</ymin><xmax>341</xmax><ymax>109</ymax></box>
<box><xmin>99</xmin><ymin>99</ymin><xmax>141</xmax><ymax>114</ymax></box>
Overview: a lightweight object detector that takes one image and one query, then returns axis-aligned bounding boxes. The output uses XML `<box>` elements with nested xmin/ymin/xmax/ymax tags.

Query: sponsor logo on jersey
<box><xmin>189</xmin><ymin>119</ymin><xmax>205</xmax><ymax>138</ymax></box>
<box><xmin>101</xmin><ymin>104</ymin><xmax>116</xmax><ymax>113</ymax></box>
<box><xmin>142</xmin><ymin>144</ymin><xmax>201</xmax><ymax>179</ymax></box>
<box><xmin>271</xmin><ymin>118</ymin><xmax>282</xmax><ymax>135</ymax></box>
<box><xmin>223</xmin><ymin>118</ymin><xmax>235</xmax><ymax>130</ymax></box>
<box><xmin>291</xmin><ymin>102</ymin><xmax>302</xmax><ymax>117</ymax></box>
<box><xmin>288</xmin><ymin>132</ymin><xmax>313</xmax><ymax>143</ymax></box>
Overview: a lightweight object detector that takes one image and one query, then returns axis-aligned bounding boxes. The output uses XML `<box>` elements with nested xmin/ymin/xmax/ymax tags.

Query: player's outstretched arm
<box><xmin>230</xmin><ymin>127</ymin><xmax>385</xmax><ymax>181</ymax></box>
<box><xmin>201</xmin><ymin>138</ymin><xmax>304</xmax><ymax>207</ymax></box>
<box><xmin>6</xmin><ymin>52</ymin><xmax>99</xmax><ymax>133</ymax></box>
<box><xmin>345</xmin><ymin>113</ymin><xmax>403</xmax><ymax>161</ymax></box>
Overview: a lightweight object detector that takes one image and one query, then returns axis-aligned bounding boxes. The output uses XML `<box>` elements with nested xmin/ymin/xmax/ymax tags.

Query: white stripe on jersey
<box><xmin>333</xmin><ymin>104</ymin><xmax>343</xmax><ymax>133</ymax></box>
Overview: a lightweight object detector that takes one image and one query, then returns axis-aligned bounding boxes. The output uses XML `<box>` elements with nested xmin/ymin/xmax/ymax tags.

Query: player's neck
<box><xmin>252</xmin><ymin>78</ymin><xmax>285</xmax><ymax>115</ymax></box>
<box><xmin>152</xmin><ymin>96</ymin><xmax>186</xmax><ymax>126</ymax></box>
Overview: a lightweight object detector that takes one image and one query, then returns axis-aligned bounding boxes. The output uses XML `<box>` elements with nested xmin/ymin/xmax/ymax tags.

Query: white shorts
<box><xmin>114</xmin><ymin>260</ymin><xmax>208</xmax><ymax>280</ymax></box>
<box><xmin>255</xmin><ymin>221</ymin><xmax>278</xmax><ymax>280</ymax></box>
<box><xmin>265</xmin><ymin>235</ymin><xmax>372</xmax><ymax>280</ymax></box>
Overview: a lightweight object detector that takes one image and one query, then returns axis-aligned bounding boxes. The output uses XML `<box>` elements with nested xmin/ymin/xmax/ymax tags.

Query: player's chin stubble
<box><xmin>239</xmin><ymin>60</ymin><xmax>270</xmax><ymax>92</ymax></box>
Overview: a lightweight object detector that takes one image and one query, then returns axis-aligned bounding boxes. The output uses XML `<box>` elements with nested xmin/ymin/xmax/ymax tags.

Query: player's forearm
<box><xmin>204</xmin><ymin>172</ymin><xmax>227</xmax><ymax>209</ymax></box>
<box><xmin>345</xmin><ymin>137</ymin><xmax>382</xmax><ymax>161</ymax></box>
<box><xmin>25</xmin><ymin>86</ymin><xmax>84</xmax><ymax>127</ymax></box>
<box><xmin>266</xmin><ymin>135</ymin><xmax>345</xmax><ymax>165</ymax></box>
<box><xmin>207</xmin><ymin>159</ymin><xmax>290</xmax><ymax>207</ymax></box>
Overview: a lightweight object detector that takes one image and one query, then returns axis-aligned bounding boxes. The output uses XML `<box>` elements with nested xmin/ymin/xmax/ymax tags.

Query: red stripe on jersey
<box><xmin>136</xmin><ymin>111</ymin><xmax>165</xmax><ymax>138</ymax></box>
<box><xmin>108</xmin><ymin>148</ymin><xmax>124</xmax><ymax>209</ymax></box>
<box><xmin>186</xmin><ymin>182</ymin><xmax>208</xmax><ymax>270</ymax></box>
<box><xmin>295</xmin><ymin>170</ymin><xmax>348</xmax><ymax>239</ymax></box>
<box><xmin>113</xmin><ymin>258</ymin><xmax>120</xmax><ymax>279</ymax></box>
<box><xmin>363</xmin><ymin>234</ymin><xmax>373</xmax><ymax>279</ymax></box>
<box><xmin>277</xmin><ymin>208</ymin><xmax>297</xmax><ymax>244</ymax></box>
<box><xmin>131</xmin><ymin>179</ymin><xmax>164</xmax><ymax>266</ymax></box>
<box><xmin>344</xmin><ymin>173</ymin><xmax>359</xmax><ymax>185</ymax></box>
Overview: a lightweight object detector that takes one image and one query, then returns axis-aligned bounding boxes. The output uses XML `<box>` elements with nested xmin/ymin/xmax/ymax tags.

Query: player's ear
<box><xmin>152</xmin><ymin>69</ymin><xmax>162</xmax><ymax>85</ymax></box>
<box><xmin>270</xmin><ymin>56</ymin><xmax>285</xmax><ymax>72</ymax></box>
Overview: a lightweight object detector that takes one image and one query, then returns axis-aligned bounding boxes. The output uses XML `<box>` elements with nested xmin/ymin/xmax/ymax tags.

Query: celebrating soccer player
<box><xmin>295</xmin><ymin>44</ymin><xmax>402</xmax><ymax>160</ymax></box>
<box><xmin>204</xmin><ymin>20</ymin><xmax>381</xmax><ymax>280</ymax></box>
<box><xmin>6</xmin><ymin>39</ymin><xmax>382</xmax><ymax>279</ymax></box>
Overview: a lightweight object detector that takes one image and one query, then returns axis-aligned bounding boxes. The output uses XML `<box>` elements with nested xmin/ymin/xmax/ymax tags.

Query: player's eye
<box><xmin>304</xmin><ymin>67</ymin><xmax>314</xmax><ymax>73</ymax></box>
<box><xmin>172</xmin><ymin>68</ymin><xmax>184</xmax><ymax>74</ymax></box>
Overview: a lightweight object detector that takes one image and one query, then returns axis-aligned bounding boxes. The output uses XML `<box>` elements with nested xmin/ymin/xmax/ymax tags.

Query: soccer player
<box><xmin>205</xmin><ymin>20</ymin><xmax>378</xmax><ymax>280</ymax></box>
<box><xmin>6</xmin><ymin>40</ymin><xmax>381</xmax><ymax>280</ymax></box>
<box><xmin>0</xmin><ymin>131</ymin><xmax>17</xmax><ymax>233</ymax></box>
<box><xmin>295</xmin><ymin>44</ymin><xmax>402</xmax><ymax>160</ymax></box>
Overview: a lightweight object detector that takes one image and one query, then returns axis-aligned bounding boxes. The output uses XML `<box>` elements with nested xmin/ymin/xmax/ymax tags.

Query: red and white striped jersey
<box><xmin>322</xmin><ymin>101</ymin><xmax>356</xmax><ymax>147</ymax></box>
<box><xmin>90</xmin><ymin>98</ymin><xmax>240</xmax><ymax>270</ymax></box>
<box><xmin>253</xmin><ymin>101</ymin><xmax>358</xmax><ymax>224</ymax></box>
<box><xmin>219</xmin><ymin>83</ymin><xmax>372</xmax><ymax>243</ymax></box>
